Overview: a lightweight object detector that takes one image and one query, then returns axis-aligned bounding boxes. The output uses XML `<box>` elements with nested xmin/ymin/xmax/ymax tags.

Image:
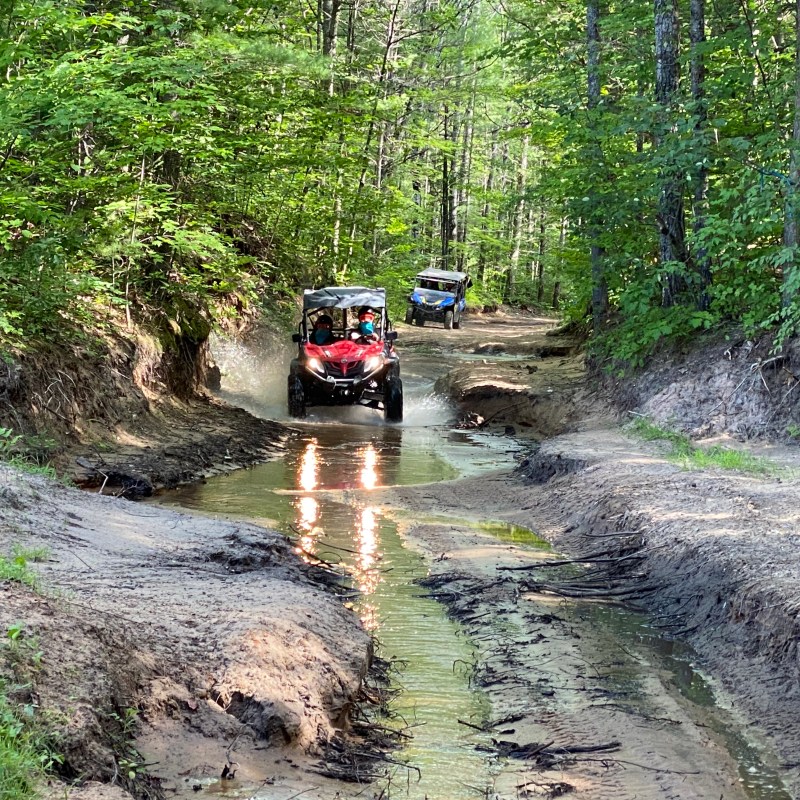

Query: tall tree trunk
<box><xmin>321</xmin><ymin>0</ymin><xmax>341</xmax><ymax>56</ymax></box>
<box><xmin>506</xmin><ymin>135</ymin><xmax>529</xmax><ymax>303</ymax></box>
<box><xmin>456</xmin><ymin>84</ymin><xmax>476</xmax><ymax>272</ymax></box>
<box><xmin>477</xmin><ymin>129</ymin><xmax>498</xmax><ymax>283</ymax></box>
<box><xmin>587</xmin><ymin>0</ymin><xmax>608</xmax><ymax>334</ymax></box>
<box><xmin>536</xmin><ymin>199</ymin><xmax>546</xmax><ymax>303</ymax></box>
<box><xmin>691</xmin><ymin>0</ymin><xmax>711</xmax><ymax>309</ymax></box>
<box><xmin>321</xmin><ymin>0</ymin><xmax>341</xmax><ymax>97</ymax></box>
<box><xmin>783</xmin><ymin>0</ymin><xmax>800</xmax><ymax>309</ymax></box>
<box><xmin>346</xmin><ymin>0</ymin><xmax>402</xmax><ymax>261</ymax></box>
<box><xmin>552</xmin><ymin>281</ymin><xmax>561</xmax><ymax>310</ymax></box>
<box><xmin>441</xmin><ymin>104</ymin><xmax>457</xmax><ymax>268</ymax></box>
<box><xmin>655</xmin><ymin>0</ymin><xmax>687</xmax><ymax>307</ymax></box>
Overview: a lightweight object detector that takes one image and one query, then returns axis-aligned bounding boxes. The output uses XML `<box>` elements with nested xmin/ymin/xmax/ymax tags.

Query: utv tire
<box><xmin>444</xmin><ymin>310</ymin><xmax>454</xmax><ymax>330</ymax></box>
<box><xmin>453</xmin><ymin>310</ymin><xmax>461</xmax><ymax>329</ymax></box>
<box><xmin>415</xmin><ymin>315</ymin><xmax>425</xmax><ymax>327</ymax></box>
<box><xmin>405</xmin><ymin>307</ymin><xmax>414</xmax><ymax>324</ymax></box>
<box><xmin>288</xmin><ymin>377</ymin><xmax>306</xmax><ymax>419</ymax></box>
<box><xmin>384</xmin><ymin>378</ymin><xmax>403</xmax><ymax>423</ymax></box>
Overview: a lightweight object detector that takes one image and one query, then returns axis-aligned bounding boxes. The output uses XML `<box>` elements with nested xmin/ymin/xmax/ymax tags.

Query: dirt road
<box><xmin>2</xmin><ymin>309</ymin><xmax>800</xmax><ymax>799</ymax></box>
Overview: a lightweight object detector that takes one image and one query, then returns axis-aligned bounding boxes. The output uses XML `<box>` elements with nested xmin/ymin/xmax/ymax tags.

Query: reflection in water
<box><xmin>299</xmin><ymin>440</ymin><xmax>318</xmax><ymax>491</ymax></box>
<box><xmin>296</xmin><ymin>495</ymin><xmax>320</xmax><ymax>555</ymax></box>
<box><xmin>295</xmin><ymin>441</ymin><xmax>383</xmax><ymax>629</ymax></box>
<box><xmin>295</xmin><ymin>441</ymin><xmax>322</xmax><ymax>556</ymax></box>
<box><xmin>356</xmin><ymin>506</ymin><xmax>380</xmax><ymax>630</ymax></box>
<box><xmin>360</xmin><ymin>443</ymin><xmax>379</xmax><ymax>489</ymax></box>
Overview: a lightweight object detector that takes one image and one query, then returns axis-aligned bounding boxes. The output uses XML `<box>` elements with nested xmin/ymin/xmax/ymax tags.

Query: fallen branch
<box><xmin>499</xmin><ymin>551</ymin><xmax>645</xmax><ymax>571</ymax></box>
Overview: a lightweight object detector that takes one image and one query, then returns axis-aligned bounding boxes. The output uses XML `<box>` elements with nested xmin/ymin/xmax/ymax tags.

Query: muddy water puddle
<box><xmin>578</xmin><ymin>605</ymin><xmax>792</xmax><ymax>799</ymax></box>
<box><xmin>158</xmin><ymin>419</ymin><xmax>518</xmax><ymax>798</ymax></box>
<box><xmin>158</xmin><ymin>344</ymin><xmax>790</xmax><ymax>799</ymax></box>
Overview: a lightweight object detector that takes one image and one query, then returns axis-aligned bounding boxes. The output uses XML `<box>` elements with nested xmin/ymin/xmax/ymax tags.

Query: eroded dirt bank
<box><xmin>0</xmin><ymin>465</ymin><xmax>374</xmax><ymax>800</ymax></box>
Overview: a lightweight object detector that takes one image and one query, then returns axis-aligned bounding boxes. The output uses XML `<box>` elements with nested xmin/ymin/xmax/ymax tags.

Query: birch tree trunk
<box><xmin>476</xmin><ymin>129</ymin><xmax>498</xmax><ymax>283</ymax></box>
<box><xmin>536</xmin><ymin>199</ymin><xmax>546</xmax><ymax>302</ymax></box>
<box><xmin>456</xmin><ymin>83</ymin><xmax>476</xmax><ymax>272</ymax></box>
<box><xmin>505</xmin><ymin>135</ymin><xmax>529</xmax><ymax>302</ymax></box>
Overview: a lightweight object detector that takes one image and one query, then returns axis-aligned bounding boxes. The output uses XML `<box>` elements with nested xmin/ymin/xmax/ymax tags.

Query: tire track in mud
<box><xmin>401</xmin><ymin>520</ymin><xmax>757</xmax><ymax>800</ymax></box>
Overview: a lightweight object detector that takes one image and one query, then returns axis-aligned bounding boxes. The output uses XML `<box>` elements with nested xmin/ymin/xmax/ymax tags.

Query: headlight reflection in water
<box><xmin>293</xmin><ymin>439</ymin><xmax>383</xmax><ymax>629</ymax></box>
<box><xmin>356</xmin><ymin>505</ymin><xmax>380</xmax><ymax>630</ymax></box>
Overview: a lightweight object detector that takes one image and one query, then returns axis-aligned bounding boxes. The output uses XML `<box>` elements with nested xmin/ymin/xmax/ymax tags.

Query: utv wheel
<box><xmin>384</xmin><ymin>378</ymin><xmax>403</xmax><ymax>423</ymax></box>
<box><xmin>405</xmin><ymin>307</ymin><xmax>414</xmax><ymax>324</ymax></box>
<box><xmin>288</xmin><ymin>377</ymin><xmax>306</xmax><ymax>418</ymax></box>
<box><xmin>444</xmin><ymin>310</ymin><xmax>454</xmax><ymax>330</ymax></box>
<box><xmin>415</xmin><ymin>315</ymin><xmax>425</xmax><ymax>327</ymax></box>
<box><xmin>453</xmin><ymin>310</ymin><xmax>461</xmax><ymax>329</ymax></box>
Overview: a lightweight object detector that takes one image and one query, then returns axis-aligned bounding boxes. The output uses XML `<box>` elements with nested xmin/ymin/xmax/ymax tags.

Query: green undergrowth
<box><xmin>0</xmin><ymin>690</ymin><xmax>50</xmax><ymax>800</ymax></box>
<box><xmin>0</xmin><ymin>547</ymin><xmax>45</xmax><ymax>589</ymax></box>
<box><xmin>629</xmin><ymin>417</ymin><xmax>779</xmax><ymax>476</ymax></box>
<box><xmin>0</xmin><ymin>549</ymin><xmax>58</xmax><ymax>800</ymax></box>
<box><xmin>0</xmin><ymin>428</ymin><xmax>60</xmax><ymax>481</ymax></box>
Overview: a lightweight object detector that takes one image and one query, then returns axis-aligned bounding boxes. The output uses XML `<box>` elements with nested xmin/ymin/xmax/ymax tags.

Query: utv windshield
<box><xmin>414</xmin><ymin>282</ymin><xmax>457</xmax><ymax>296</ymax></box>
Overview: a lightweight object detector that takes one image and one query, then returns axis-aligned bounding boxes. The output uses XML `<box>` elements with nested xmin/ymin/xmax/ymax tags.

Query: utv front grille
<box><xmin>326</xmin><ymin>360</ymin><xmax>364</xmax><ymax>378</ymax></box>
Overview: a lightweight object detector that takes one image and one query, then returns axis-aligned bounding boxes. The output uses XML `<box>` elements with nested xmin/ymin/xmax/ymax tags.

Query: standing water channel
<box><xmin>157</xmin><ymin>343</ymin><xmax>792</xmax><ymax>800</ymax></box>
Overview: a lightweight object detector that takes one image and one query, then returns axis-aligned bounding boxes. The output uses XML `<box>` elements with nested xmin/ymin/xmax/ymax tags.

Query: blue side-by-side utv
<box><xmin>405</xmin><ymin>268</ymin><xmax>472</xmax><ymax>329</ymax></box>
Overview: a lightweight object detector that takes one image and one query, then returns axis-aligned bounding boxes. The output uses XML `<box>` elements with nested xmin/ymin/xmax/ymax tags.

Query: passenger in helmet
<box><xmin>352</xmin><ymin>306</ymin><xmax>378</xmax><ymax>342</ymax></box>
<box><xmin>312</xmin><ymin>313</ymin><xmax>336</xmax><ymax>345</ymax></box>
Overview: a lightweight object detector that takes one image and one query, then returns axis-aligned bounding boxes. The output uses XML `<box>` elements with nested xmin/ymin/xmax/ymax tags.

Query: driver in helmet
<box><xmin>312</xmin><ymin>313</ymin><xmax>336</xmax><ymax>345</ymax></box>
<box><xmin>351</xmin><ymin>306</ymin><xmax>379</xmax><ymax>342</ymax></box>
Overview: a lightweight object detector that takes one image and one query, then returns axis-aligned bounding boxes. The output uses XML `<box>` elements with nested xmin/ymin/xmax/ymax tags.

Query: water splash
<box><xmin>209</xmin><ymin>332</ymin><xmax>292</xmax><ymax>420</ymax></box>
<box><xmin>209</xmin><ymin>331</ymin><xmax>456</xmax><ymax>428</ymax></box>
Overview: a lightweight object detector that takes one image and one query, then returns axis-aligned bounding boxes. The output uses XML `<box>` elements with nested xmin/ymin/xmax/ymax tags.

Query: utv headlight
<box><xmin>306</xmin><ymin>357</ymin><xmax>325</xmax><ymax>374</ymax></box>
<box><xmin>364</xmin><ymin>355</ymin><xmax>383</xmax><ymax>373</ymax></box>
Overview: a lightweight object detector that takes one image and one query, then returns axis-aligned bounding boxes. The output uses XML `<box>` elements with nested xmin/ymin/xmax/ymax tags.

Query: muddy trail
<box><xmin>2</xmin><ymin>310</ymin><xmax>800</xmax><ymax>800</ymax></box>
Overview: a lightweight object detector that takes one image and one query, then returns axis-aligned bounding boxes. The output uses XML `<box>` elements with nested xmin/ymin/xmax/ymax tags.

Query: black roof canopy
<box><xmin>414</xmin><ymin>268</ymin><xmax>471</xmax><ymax>283</ymax></box>
<box><xmin>302</xmin><ymin>286</ymin><xmax>386</xmax><ymax>310</ymax></box>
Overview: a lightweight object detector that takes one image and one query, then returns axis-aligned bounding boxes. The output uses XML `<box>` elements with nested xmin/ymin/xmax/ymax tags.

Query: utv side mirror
<box><xmin>386</xmin><ymin>330</ymin><xmax>398</xmax><ymax>341</ymax></box>
<box><xmin>292</xmin><ymin>333</ymin><xmax>302</xmax><ymax>343</ymax></box>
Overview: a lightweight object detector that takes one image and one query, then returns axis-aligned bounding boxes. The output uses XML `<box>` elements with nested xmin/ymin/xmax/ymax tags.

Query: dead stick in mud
<box><xmin>457</xmin><ymin>718</ymin><xmax>486</xmax><ymax>732</ymax></box>
<box><xmin>545</xmin><ymin>741</ymin><xmax>621</xmax><ymax>755</ymax></box>
<box><xmin>566</xmin><ymin>756</ymin><xmax>700</xmax><ymax>775</ymax></box>
<box><xmin>533</xmin><ymin>584</ymin><xmax>661</xmax><ymax>599</ymax></box>
<box><xmin>295</xmin><ymin>546</ymin><xmax>341</xmax><ymax>571</ymax></box>
<box><xmin>590</xmin><ymin>703</ymin><xmax>682</xmax><ymax>724</ymax></box>
<box><xmin>68</xmin><ymin>550</ymin><xmax>97</xmax><ymax>572</ymax></box>
<box><xmin>281</xmin><ymin>788</ymin><xmax>320</xmax><ymax>800</ymax></box>
<box><xmin>287</xmin><ymin>525</ymin><xmax>361</xmax><ymax>555</ymax></box>
<box><xmin>476</xmin><ymin>403</ymin><xmax>524</xmax><ymax>426</ymax></box>
<box><xmin>503</xmin><ymin>543</ymin><xmax>663</xmax><ymax>570</ymax></box>
<box><xmin>499</xmin><ymin>552</ymin><xmax>646</xmax><ymax>571</ymax></box>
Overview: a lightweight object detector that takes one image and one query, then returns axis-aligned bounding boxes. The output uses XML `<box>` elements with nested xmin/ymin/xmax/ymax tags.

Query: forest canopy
<box><xmin>1</xmin><ymin>0</ymin><xmax>799</xmax><ymax>367</ymax></box>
